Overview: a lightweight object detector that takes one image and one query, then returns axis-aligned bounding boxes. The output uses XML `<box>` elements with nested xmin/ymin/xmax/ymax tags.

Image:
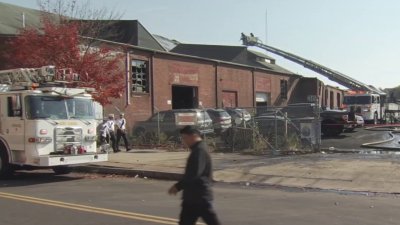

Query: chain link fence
<box><xmin>222</xmin><ymin>104</ymin><xmax>321</xmax><ymax>154</ymax></box>
<box><xmin>128</xmin><ymin>104</ymin><xmax>321</xmax><ymax>154</ymax></box>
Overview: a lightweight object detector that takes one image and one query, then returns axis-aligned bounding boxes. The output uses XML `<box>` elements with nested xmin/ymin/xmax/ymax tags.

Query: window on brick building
<box><xmin>280</xmin><ymin>79</ymin><xmax>288</xmax><ymax>99</ymax></box>
<box><xmin>131</xmin><ymin>60</ymin><xmax>149</xmax><ymax>93</ymax></box>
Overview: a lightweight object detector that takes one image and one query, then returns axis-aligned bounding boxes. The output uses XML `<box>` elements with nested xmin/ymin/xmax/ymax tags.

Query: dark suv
<box><xmin>282</xmin><ymin>103</ymin><xmax>354</xmax><ymax>137</ymax></box>
<box><xmin>133</xmin><ymin>109</ymin><xmax>214</xmax><ymax>137</ymax></box>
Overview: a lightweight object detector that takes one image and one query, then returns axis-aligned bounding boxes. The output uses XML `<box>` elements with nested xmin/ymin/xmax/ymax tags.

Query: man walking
<box><xmin>106</xmin><ymin>114</ymin><xmax>118</xmax><ymax>153</ymax></box>
<box><xmin>168</xmin><ymin>126</ymin><xmax>221</xmax><ymax>225</ymax></box>
<box><xmin>116</xmin><ymin>113</ymin><xmax>130</xmax><ymax>151</ymax></box>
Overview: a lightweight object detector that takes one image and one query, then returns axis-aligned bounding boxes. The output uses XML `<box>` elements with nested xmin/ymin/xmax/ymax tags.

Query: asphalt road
<box><xmin>1</xmin><ymin>171</ymin><xmax>400</xmax><ymax>225</ymax></box>
<box><xmin>321</xmin><ymin>127</ymin><xmax>392</xmax><ymax>150</ymax></box>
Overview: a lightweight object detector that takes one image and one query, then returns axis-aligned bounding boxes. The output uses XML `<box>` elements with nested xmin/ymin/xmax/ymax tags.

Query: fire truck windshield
<box><xmin>25</xmin><ymin>96</ymin><xmax>94</xmax><ymax>120</ymax></box>
<box><xmin>343</xmin><ymin>96</ymin><xmax>372</xmax><ymax>105</ymax></box>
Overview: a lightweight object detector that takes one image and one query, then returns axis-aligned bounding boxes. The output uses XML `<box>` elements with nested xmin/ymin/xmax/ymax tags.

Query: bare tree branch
<box><xmin>37</xmin><ymin>0</ymin><xmax>124</xmax><ymax>51</ymax></box>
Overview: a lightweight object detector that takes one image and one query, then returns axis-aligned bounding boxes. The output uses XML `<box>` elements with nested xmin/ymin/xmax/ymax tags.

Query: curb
<box><xmin>321</xmin><ymin>148</ymin><xmax>362</xmax><ymax>153</ymax></box>
<box><xmin>361</xmin><ymin>132</ymin><xmax>396</xmax><ymax>148</ymax></box>
<box><xmin>73</xmin><ymin>165</ymin><xmax>183</xmax><ymax>181</ymax></box>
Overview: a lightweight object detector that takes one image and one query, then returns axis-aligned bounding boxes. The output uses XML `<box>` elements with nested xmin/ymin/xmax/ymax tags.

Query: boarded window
<box><xmin>222</xmin><ymin>91</ymin><xmax>238</xmax><ymax>108</ymax></box>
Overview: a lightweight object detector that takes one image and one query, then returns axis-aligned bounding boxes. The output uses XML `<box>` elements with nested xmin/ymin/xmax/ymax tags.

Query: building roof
<box><xmin>153</xmin><ymin>34</ymin><xmax>180</xmax><ymax>51</ymax></box>
<box><xmin>0</xmin><ymin>3</ymin><xmax>165</xmax><ymax>51</ymax></box>
<box><xmin>85</xmin><ymin>37</ymin><xmax>298</xmax><ymax>77</ymax></box>
<box><xmin>77</xmin><ymin>20</ymin><xmax>166</xmax><ymax>51</ymax></box>
<box><xmin>247</xmin><ymin>49</ymin><xmax>276</xmax><ymax>61</ymax></box>
<box><xmin>171</xmin><ymin>43</ymin><xmax>294</xmax><ymax>75</ymax></box>
<box><xmin>172</xmin><ymin>44</ymin><xmax>247</xmax><ymax>62</ymax></box>
<box><xmin>0</xmin><ymin>2</ymin><xmax>45</xmax><ymax>36</ymax></box>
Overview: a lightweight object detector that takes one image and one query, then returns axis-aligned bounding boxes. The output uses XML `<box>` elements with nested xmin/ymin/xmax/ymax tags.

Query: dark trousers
<box><xmin>107</xmin><ymin>131</ymin><xmax>117</xmax><ymax>152</ymax></box>
<box><xmin>100</xmin><ymin>136</ymin><xmax>107</xmax><ymax>145</ymax></box>
<box><xmin>116</xmin><ymin>129</ymin><xmax>129</xmax><ymax>150</ymax></box>
<box><xmin>179</xmin><ymin>202</ymin><xmax>221</xmax><ymax>225</ymax></box>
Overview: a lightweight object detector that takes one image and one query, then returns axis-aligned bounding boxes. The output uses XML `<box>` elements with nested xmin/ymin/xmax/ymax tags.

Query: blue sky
<box><xmin>2</xmin><ymin>0</ymin><xmax>400</xmax><ymax>89</ymax></box>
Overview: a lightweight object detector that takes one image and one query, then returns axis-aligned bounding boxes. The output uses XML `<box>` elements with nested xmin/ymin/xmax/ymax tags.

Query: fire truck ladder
<box><xmin>241</xmin><ymin>33</ymin><xmax>385</xmax><ymax>95</ymax></box>
<box><xmin>0</xmin><ymin>66</ymin><xmax>57</xmax><ymax>88</ymax></box>
<box><xmin>0</xmin><ymin>66</ymin><xmax>80</xmax><ymax>90</ymax></box>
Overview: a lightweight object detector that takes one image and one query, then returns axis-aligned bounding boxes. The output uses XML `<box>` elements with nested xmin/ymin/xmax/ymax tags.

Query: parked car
<box><xmin>283</xmin><ymin>103</ymin><xmax>350</xmax><ymax>137</ymax></box>
<box><xmin>133</xmin><ymin>109</ymin><xmax>214</xmax><ymax>138</ymax></box>
<box><xmin>253</xmin><ymin>112</ymin><xmax>287</xmax><ymax>137</ymax></box>
<box><xmin>206</xmin><ymin>109</ymin><xmax>232</xmax><ymax>134</ymax></box>
<box><xmin>355</xmin><ymin>115</ymin><xmax>365</xmax><ymax>127</ymax></box>
<box><xmin>225</xmin><ymin>108</ymin><xmax>252</xmax><ymax>125</ymax></box>
<box><xmin>320</xmin><ymin>109</ymin><xmax>349</xmax><ymax>136</ymax></box>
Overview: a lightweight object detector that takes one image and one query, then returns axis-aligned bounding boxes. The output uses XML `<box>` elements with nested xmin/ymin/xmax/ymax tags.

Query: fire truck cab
<box><xmin>0</xmin><ymin>66</ymin><xmax>107</xmax><ymax>177</ymax></box>
<box><xmin>343</xmin><ymin>91</ymin><xmax>384</xmax><ymax>124</ymax></box>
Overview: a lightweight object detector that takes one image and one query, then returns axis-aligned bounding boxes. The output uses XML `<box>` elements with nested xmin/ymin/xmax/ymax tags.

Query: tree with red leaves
<box><xmin>2</xmin><ymin>18</ymin><xmax>125</xmax><ymax>106</ymax></box>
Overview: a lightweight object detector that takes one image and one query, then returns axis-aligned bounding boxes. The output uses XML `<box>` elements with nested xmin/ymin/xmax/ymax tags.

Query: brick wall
<box><xmin>104</xmin><ymin>48</ymin><xmax>295</xmax><ymax>134</ymax></box>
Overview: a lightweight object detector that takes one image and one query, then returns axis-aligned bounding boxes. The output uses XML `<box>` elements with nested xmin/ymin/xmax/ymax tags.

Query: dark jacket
<box><xmin>175</xmin><ymin>141</ymin><xmax>213</xmax><ymax>203</ymax></box>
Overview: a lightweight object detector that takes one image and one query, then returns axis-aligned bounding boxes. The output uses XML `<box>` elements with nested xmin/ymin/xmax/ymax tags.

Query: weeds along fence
<box><xmin>223</xmin><ymin>104</ymin><xmax>321</xmax><ymax>154</ymax></box>
<box><xmin>129</xmin><ymin>104</ymin><xmax>321</xmax><ymax>154</ymax></box>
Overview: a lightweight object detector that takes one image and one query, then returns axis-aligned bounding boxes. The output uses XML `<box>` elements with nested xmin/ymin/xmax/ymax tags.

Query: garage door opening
<box><xmin>256</xmin><ymin>92</ymin><xmax>270</xmax><ymax>107</ymax></box>
<box><xmin>172</xmin><ymin>85</ymin><xmax>198</xmax><ymax>109</ymax></box>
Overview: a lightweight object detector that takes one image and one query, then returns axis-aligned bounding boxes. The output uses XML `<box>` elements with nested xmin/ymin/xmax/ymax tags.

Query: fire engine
<box><xmin>343</xmin><ymin>91</ymin><xmax>384</xmax><ymax>124</ymax></box>
<box><xmin>0</xmin><ymin>66</ymin><xmax>107</xmax><ymax>178</ymax></box>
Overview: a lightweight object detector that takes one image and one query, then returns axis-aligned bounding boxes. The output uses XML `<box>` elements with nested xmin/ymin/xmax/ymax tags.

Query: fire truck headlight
<box><xmin>85</xmin><ymin>136</ymin><xmax>97</xmax><ymax>142</ymax></box>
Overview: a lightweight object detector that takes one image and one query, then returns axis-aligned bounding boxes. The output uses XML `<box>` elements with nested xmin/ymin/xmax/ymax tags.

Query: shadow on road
<box><xmin>0</xmin><ymin>171</ymin><xmax>83</xmax><ymax>188</ymax></box>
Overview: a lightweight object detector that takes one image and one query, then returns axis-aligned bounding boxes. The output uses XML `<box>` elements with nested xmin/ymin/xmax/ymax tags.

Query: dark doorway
<box><xmin>330</xmin><ymin>91</ymin><xmax>334</xmax><ymax>109</ymax></box>
<box><xmin>172</xmin><ymin>85</ymin><xmax>198</xmax><ymax>109</ymax></box>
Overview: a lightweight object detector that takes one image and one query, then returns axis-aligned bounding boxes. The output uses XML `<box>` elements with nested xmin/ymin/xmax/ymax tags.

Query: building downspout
<box><xmin>252</xmin><ymin>68</ymin><xmax>255</xmax><ymax>107</ymax></box>
<box><xmin>150</xmin><ymin>53</ymin><xmax>155</xmax><ymax>115</ymax></box>
<box><xmin>125</xmin><ymin>51</ymin><xmax>131</xmax><ymax>106</ymax></box>
<box><xmin>215</xmin><ymin>62</ymin><xmax>219</xmax><ymax>108</ymax></box>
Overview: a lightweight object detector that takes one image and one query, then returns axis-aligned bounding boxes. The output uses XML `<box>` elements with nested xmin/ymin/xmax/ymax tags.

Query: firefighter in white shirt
<box><xmin>106</xmin><ymin>114</ymin><xmax>118</xmax><ymax>152</ymax></box>
<box><xmin>116</xmin><ymin>113</ymin><xmax>130</xmax><ymax>151</ymax></box>
<box><xmin>100</xmin><ymin>118</ymin><xmax>109</xmax><ymax>145</ymax></box>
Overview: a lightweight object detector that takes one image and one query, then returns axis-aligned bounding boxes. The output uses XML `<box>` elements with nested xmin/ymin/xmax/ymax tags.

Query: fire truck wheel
<box><xmin>0</xmin><ymin>149</ymin><xmax>13</xmax><ymax>178</ymax></box>
<box><xmin>52</xmin><ymin>166</ymin><xmax>72</xmax><ymax>175</ymax></box>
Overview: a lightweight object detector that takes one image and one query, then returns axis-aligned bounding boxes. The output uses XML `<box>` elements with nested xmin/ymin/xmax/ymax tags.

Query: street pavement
<box><xmin>1</xmin><ymin>171</ymin><xmax>400</xmax><ymax>225</ymax></box>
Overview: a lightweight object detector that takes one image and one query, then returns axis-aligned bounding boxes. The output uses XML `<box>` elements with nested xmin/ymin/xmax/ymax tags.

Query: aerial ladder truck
<box><xmin>241</xmin><ymin>33</ymin><xmax>386</xmax><ymax>124</ymax></box>
<box><xmin>0</xmin><ymin>66</ymin><xmax>107</xmax><ymax>178</ymax></box>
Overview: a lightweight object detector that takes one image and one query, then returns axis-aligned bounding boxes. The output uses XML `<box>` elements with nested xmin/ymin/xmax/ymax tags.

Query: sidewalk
<box><xmin>75</xmin><ymin>150</ymin><xmax>400</xmax><ymax>194</ymax></box>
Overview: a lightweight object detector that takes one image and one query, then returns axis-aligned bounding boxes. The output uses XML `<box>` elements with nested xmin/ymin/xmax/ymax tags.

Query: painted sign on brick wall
<box><xmin>169</xmin><ymin>64</ymin><xmax>199</xmax><ymax>86</ymax></box>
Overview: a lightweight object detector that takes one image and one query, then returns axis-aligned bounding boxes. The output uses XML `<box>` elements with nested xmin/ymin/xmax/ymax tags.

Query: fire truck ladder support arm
<box><xmin>240</xmin><ymin>33</ymin><xmax>385</xmax><ymax>95</ymax></box>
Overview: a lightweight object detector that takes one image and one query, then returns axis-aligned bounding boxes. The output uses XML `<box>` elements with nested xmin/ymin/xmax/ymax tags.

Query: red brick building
<box><xmin>103</xmin><ymin>42</ymin><xmax>298</xmax><ymax>133</ymax></box>
<box><xmin>289</xmin><ymin>77</ymin><xmax>344</xmax><ymax>109</ymax></box>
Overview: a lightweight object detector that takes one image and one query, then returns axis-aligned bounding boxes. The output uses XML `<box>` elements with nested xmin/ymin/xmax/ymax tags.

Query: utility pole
<box><xmin>265</xmin><ymin>9</ymin><xmax>268</xmax><ymax>44</ymax></box>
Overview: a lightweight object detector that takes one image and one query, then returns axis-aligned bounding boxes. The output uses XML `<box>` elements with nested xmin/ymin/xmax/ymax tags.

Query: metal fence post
<box><xmin>252</xmin><ymin>115</ymin><xmax>256</xmax><ymax>151</ymax></box>
<box><xmin>157</xmin><ymin>110</ymin><xmax>160</xmax><ymax>145</ymax></box>
<box><xmin>284</xmin><ymin>112</ymin><xmax>288</xmax><ymax>139</ymax></box>
<box><xmin>202</xmin><ymin>108</ymin><xmax>207</xmax><ymax>142</ymax></box>
<box><xmin>274</xmin><ymin>110</ymin><xmax>278</xmax><ymax>152</ymax></box>
<box><xmin>314</xmin><ymin>100</ymin><xmax>321</xmax><ymax>152</ymax></box>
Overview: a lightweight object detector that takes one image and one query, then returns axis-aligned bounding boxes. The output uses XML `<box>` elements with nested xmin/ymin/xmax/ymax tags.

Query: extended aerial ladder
<box><xmin>240</xmin><ymin>33</ymin><xmax>386</xmax><ymax>95</ymax></box>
